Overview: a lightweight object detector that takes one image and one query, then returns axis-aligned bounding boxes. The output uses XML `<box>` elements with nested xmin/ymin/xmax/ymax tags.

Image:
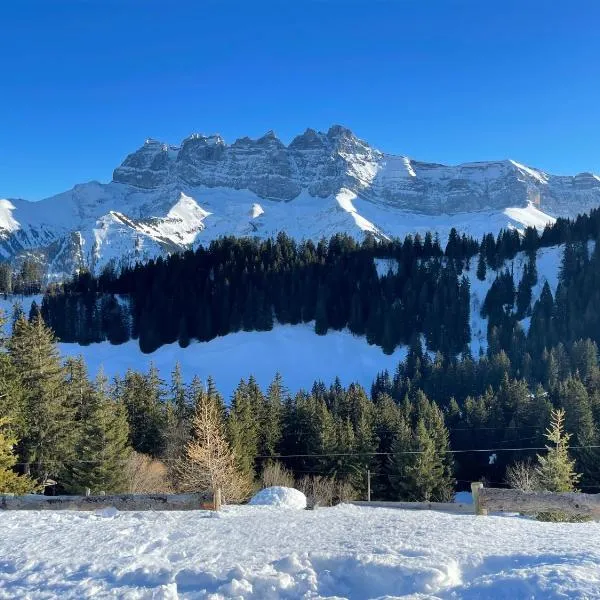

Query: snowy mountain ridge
<box><xmin>1</xmin><ymin>124</ymin><xmax>599</xmax><ymax>278</ymax></box>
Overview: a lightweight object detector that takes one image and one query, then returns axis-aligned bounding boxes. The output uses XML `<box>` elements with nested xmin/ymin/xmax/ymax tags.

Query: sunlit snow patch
<box><xmin>249</xmin><ymin>487</ymin><xmax>307</xmax><ymax>510</ymax></box>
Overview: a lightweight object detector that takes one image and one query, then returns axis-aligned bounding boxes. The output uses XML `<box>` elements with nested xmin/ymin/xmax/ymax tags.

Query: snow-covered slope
<box><xmin>1</xmin><ymin>125</ymin><xmax>598</xmax><ymax>278</ymax></box>
<box><xmin>1</xmin><ymin>504</ymin><xmax>599</xmax><ymax>598</ymax></box>
<box><xmin>0</xmin><ymin>243</ymin><xmax>566</xmax><ymax>396</ymax></box>
<box><xmin>56</xmin><ymin>324</ymin><xmax>407</xmax><ymax>400</ymax></box>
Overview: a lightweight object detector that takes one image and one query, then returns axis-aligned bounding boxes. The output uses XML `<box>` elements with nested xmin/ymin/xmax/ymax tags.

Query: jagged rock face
<box><xmin>2</xmin><ymin>124</ymin><xmax>600</xmax><ymax>279</ymax></box>
<box><xmin>113</xmin><ymin>126</ymin><xmax>382</xmax><ymax>202</ymax></box>
<box><xmin>113</xmin><ymin>127</ymin><xmax>600</xmax><ymax>216</ymax></box>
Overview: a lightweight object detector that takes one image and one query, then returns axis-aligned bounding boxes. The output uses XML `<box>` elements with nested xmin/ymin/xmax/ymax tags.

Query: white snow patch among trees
<box><xmin>57</xmin><ymin>323</ymin><xmax>408</xmax><ymax>399</ymax></box>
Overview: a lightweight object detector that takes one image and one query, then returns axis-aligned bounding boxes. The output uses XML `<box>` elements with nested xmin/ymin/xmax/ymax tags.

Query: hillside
<box><xmin>0</xmin><ymin>242</ymin><xmax>563</xmax><ymax>396</ymax></box>
<box><xmin>2</xmin><ymin>125</ymin><xmax>599</xmax><ymax>278</ymax></box>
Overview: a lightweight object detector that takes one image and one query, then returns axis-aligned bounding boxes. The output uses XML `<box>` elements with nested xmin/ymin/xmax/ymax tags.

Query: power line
<box><xmin>257</xmin><ymin>445</ymin><xmax>600</xmax><ymax>459</ymax></box>
<box><xmin>13</xmin><ymin>444</ymin><xmax>600</xmax><ymax>467</ymax></box>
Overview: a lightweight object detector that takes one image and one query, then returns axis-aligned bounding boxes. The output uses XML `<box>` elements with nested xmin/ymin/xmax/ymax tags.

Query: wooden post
<box><xmin>367</xmin><ymin>469</ymin><xmax>371</xmax><ymax>502</ymax></box>
<box><xmin>214</xmin><ymin>487</ymin><xmax>222</xmax><ymax>511</ymax></box>
<box><xmin>471</xmin><ymin>481</ymin><xmax>487</xmax><ymax>516</ymax></box>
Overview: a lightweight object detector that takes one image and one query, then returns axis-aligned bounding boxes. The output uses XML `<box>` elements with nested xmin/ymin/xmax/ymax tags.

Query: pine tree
<box><xmin>0</xmin><ymin>311</ymin><xmax>25</xmax><ymax>436</ymax></box>
<box><xmin>8</xmin><ymin>315</ymin><xmax>74</xmax><ymax>481</ymax></box>
<box><xmin>227</xmin><ymin>379</ymin><xmax>261</xmax><ymax>480</ymax></box>
<box><xmin>0</xmin><ymin>417</ymin><xmax>39</xmax><ymax>494</ymax></box>
<box><xmin>64</xmin><ymin>372</ymin><xmax>131</xmax><ymax>494</ymax></box>
<box><xmin>536</xmin><ymin>408</ymin><xmax>580</xmax><ymax>492</ymax></box>
<box><xmin>389</xmin><ymin>392</ymin><xmax>454</xmax><ymax>501</ymax></box>
<box><xmin>120</xmin><ymin>368</ymin><xmax>165</xmax><ymax>456</ymax></box>
<box><xmin>259</xmin><ymin>373</ymin><xmax>285</xmax><ymax>458</ymax></box>
<box><xmin>476</xmin><ymin>252</ymin><xmax>487</xmax><ymax>281</ymax></box>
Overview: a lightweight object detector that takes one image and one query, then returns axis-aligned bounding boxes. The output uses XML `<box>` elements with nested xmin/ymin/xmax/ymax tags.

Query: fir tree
<box><xmin>8</xmin><ymin>315</ymin><xmax>74</xmax><ymax>481</ymax></box>
<box><xmin>0</xmin><ymin>417</ymin><xmax>39</xmax><ymax>494</ymax></box>
<box><xmin>536</xmin><ymin>408</ymin><xmax>580</xmax><ymax>492</ymax></box>
<box><xmin>227</xmin><ymin>379</ymin><xmax>261</xmax><ymax>480</ymax></box>
<box><xmin>64</xmin><ymin>372</ymin><xmax>131</xmax><ymax>494</ymax></box>
<box><xmin>476</xmin><ymin>252</ymin><xmax>487</xmax><ymax>282</ymax></box>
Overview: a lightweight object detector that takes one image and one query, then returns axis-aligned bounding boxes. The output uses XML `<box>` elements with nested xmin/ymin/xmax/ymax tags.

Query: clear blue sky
<box><xmin>1</xmin><ymin>0</ymin><xmax>599</xmax><ymax>200</ymax></box>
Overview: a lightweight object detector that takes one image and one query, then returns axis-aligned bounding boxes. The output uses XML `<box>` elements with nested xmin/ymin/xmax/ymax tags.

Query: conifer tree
<box><xmin>227</xmin><ymin>378</ymin><xmax>261</xmax><ymax>480</ymax></box>
<box><xmin>0</xmin><ymin>311</ymin><xmax>25</xmax><ymax>436</ymax></box>
<box><xmin>64</xmin><ymin>372</ymin><xmax>131</xmax><ymax>494</ymax></box>
<box><xmin>536</xmin><ymin>408</ymin><xmax>580</xmax><ymax>492</ymax></box>
<box><xmin>0</xmin><ymin>417</ymin><xmax>38</xmax><ymax>494</ymax></box>
<box><xmin>476</xmin><ymin>252</ymin><xmax>487</xmax><ymax>282</ymax></box>
<box><xmin>259</xmin><ymin>373</ymin><xmax>285</xmax><ymax>458</ymax></box>
<box><xmin>120</xmin><ymin>368</ymin><xmax>165</xmax><ymax>456</ymax></box>
<box><xmin>8</xmin><ymin>315</ymin><xmax>74</xmax><ymax>481</ymax></box>
<box><xmin>390</xmin><ymin>392</ymin><xmax>454</xmax><ymax>501</ymax></box>
<box><xmin>175</xmin><ymin>383</ymin><xmax>252</xmax><ymax>503</ymax></box>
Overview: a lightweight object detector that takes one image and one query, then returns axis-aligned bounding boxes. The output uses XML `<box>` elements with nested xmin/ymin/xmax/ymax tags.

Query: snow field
<box><xmin>56</xmin><ymin>324</ymin><xmax>408</xmax><ymax>399</ymax></box>
<box><xmin>1</xmin><ymin>505</ymin><xmax>599</xmax><ymax>599</ymax></box>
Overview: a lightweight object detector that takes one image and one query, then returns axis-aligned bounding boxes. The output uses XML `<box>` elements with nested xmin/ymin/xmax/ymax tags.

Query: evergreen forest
<box><xmin>2</xmin><ymin>205</ymin><xmax>600</xmax><ymax>499</ymax></box>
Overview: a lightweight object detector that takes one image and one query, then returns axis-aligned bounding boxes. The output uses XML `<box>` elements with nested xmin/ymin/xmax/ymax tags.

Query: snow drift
<box><xmin>249</xmin><ymin>487</ymin><xmax>307</xmax><ymax>510</ymax></box>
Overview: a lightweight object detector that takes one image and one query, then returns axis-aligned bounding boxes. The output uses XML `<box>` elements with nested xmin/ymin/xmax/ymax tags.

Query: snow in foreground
<box><xmin>1</xmin><ymin>505</ymin><xmax>599</xmax><ymax>599</ymax></box>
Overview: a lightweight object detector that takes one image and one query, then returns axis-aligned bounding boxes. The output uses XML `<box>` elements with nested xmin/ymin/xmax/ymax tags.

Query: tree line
<box><xmin>35</xmin><ymin>200</ymin><xmax>600</xmax><ymax>359</ymax></box>
<box><xmin>2</xmin><ymin>301</ymin><xmax>600</xmax><ymax>500</ymax></box>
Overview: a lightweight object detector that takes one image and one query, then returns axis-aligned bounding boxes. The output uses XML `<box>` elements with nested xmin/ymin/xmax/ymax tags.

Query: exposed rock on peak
<box><xmin>4</xmin><ymin>125</ymin><xmax>600</xmax><ymax>280</ymax></box>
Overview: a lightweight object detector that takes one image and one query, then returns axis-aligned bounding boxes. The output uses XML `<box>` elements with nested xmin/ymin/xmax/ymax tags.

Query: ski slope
<box><xmin>57</xmin><ymin>324</ymin><xmax>407</xmax><ymax>399</ymax></box>
<box><xmin>1</xmin><ymin>504</ymin><xmax>599</xmax><ymax>599</ymax></box>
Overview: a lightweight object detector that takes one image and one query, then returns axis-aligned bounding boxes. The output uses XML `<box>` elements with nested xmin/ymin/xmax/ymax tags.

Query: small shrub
<box><xmin>297</xmin><ymin>475</ymin><xmax>357</xmax><ymax>508</ymax></box>
<box><xmin>124</xmin><ymin>452</ymin><xmax>172</xmax><ymax>493</ymax></box>
<box><xmin>505</xmin><ymin>459</ymin><xmax>540</xmax><ymax>492</ymax></box>
<box><xmin>261</xmin><ymin>461</ymin><xmax>295</xmax><ymax>489</ymax></box>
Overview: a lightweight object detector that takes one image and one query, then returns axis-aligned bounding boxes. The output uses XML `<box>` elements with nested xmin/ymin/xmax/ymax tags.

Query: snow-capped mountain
<box><xmin>2</xmin><ymin>125</ymin><xmax>599</xmax><ymax>278</ymax></box>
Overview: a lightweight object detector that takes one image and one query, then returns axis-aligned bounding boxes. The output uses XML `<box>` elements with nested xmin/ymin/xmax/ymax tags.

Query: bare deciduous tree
<box><xmin>505</xmin><ymin>459</ymin><xmax>540</xmax><ymax>492</ymax></box>
<box><xmin>298</xmin><ymin>475</ymin><xmax>356</xmax><ymax>508</ymax></box>
<box><xmin>174</xmin><ymin>397</ymin><xmax>253</xmax><ymax>504</ymax></box>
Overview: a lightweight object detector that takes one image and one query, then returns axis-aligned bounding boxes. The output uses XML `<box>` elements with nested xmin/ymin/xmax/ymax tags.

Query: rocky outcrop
<box><xmin>112</xmin><ymin>127</ymin><xmax>600</xmax><ymax>216</ymax></box>
<box><xmin>1</xmin><ymin>125</ymin><xmax>599</xmax><ymax>279</ymax></box>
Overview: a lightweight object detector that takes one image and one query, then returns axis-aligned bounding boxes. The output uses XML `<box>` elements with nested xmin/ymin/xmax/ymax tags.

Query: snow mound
<box><xmin>249</xmin><ymin>486</ymin><xmax>307</xmax><ymax>509</ymax></box>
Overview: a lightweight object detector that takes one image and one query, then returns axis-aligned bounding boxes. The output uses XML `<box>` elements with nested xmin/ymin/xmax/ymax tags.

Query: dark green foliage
<box><xmin>8</xmin><ymin>315</ymin><xmax>74</xmax><ymax>481</ymax></box>
<box><xmin>42</xmin><ymin>232</ymin><xmax>472</xmax><ymax>357</ymax></box>
<box><xmin>63</xmin><ymin>372</ymin><xmax>131</xmax><ymax>494</ymax></box>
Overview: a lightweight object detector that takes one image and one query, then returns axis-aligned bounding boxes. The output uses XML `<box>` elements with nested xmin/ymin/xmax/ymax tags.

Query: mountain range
<box><xmin>2</xmin><ymin>125</ymin><xmax>599</xmax><ymax>278</ymax></box>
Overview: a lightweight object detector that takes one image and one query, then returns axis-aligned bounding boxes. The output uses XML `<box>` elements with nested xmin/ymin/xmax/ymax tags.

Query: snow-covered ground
<box><xmin>1</xmin><ymin>505</ymin><xmax>599</xmax><ymax>599</ymax></box>
<box><xmin>57</xmin><ymin>324</ymin><xmax>408</xmax><ymax>399</ymax></box>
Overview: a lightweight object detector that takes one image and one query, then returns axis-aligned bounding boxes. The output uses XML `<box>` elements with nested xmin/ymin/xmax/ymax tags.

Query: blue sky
<box><xmin>1</xmin><ymin>0</ymin><xmax>599</xmax><ymax>200</ymax></box>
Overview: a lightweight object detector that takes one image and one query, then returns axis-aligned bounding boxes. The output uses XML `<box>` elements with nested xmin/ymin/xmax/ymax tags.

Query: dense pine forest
<box><xmin>2</xmin><ymin>205</ymin><xmax>600</xmax><ymax>500</ymax></box>
<box><xmin>37</xmin><ymin>204</ymin><xmax>600</xmax><ymax>359</ymax></box>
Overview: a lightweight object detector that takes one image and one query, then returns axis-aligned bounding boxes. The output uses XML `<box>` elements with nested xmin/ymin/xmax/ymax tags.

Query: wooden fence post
<box><xmin>214</xmin><ymin>487</ymin><xmax>222</xmax><ymax>511</ymax></box>
<box><xmin>471</xmin><ymin>481</ymin><xmax>487</xmax><ymax>516</ymax></box>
